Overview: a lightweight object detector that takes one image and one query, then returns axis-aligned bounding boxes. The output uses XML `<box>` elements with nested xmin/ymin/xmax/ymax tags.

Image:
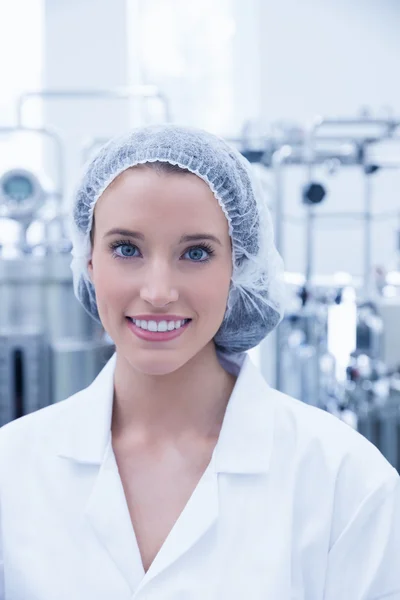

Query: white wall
<box><xmin>258</xmin><ymin>0</ymin><xmax>400</xmax><ymax>279</ymax></box>
<box><xmin>231</xmin><ymin>0</ymin><xmax>263</xmax><ymax>131</ymax></box>
<box><xmin>127</xmin><ymin>0</ymin><xmax>239</xmax><ymax>135</ymax></box>
<box><xmin>259</xmin><ymin>0</ymin><xmax>400</xmax><ymax>122</ymax></box>
<box><xmin>0</xmin><ymin>1</ymin><xmax>44</xmax><ymax>247</ymax></box>
<box><xmin>42</xmin><ymin>0</ymin><xmax>130</xmax><ymax>208</ymax></box>
<box><xmin>0</xmin><ymin>0</ymin><xmax>44</xmax><ymax>172</ymax></box>
<box><xmin>39</xmin><ymin>0</ymin><xmax>400</xmax><ymax>280</ymax></box>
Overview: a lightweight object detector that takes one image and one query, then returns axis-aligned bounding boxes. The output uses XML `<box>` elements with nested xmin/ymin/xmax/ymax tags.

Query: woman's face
<box><xmin>88</xmin><ymin>166</ymin><xmax>233</xmax><ymax>375</ymax></box>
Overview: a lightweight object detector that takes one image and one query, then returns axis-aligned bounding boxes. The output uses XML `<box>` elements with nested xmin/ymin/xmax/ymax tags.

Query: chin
<box><xmin>125</xmin><ymin>349</ymin><xmax>194</xmax><ymax>377</ymax></box>
<box><xmin>115</xmin><ymin>324</ymin><xmax>216</xmax><ymax>376</ymax></box>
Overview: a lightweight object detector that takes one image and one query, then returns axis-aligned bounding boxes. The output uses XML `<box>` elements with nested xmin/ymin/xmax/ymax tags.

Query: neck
<box><xmin>112</xmin><ymin>343</ymin><xmax>236</xmax><ymax>447</ymax></box>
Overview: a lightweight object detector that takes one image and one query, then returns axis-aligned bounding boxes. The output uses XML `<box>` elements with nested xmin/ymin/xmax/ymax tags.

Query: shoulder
<box><xmin>0</xmin><ymin>353</ymin><xmax>116</xmax><ymax>482</ymax></box>
<box><xmin>265</xmin><ymin>384</ymin><xmax>398</xmax><ymax>529</ymax></box>
<box><xmin>240</xmin><ymin>357</ymin><xmax>396</xmax><ymax>491</ymax></box>
<box><xmin>257</xmin><ymin>383</ymin><xmax>398</xmax><ymax>549</ymax></box>
<box><xmin>0</xmin><ymin>390</ymin><xmax>86</xmax><ymax>470</ymax></box>
<box><xmin>0</xmin><ymin>353</ymin><xmax>116</xmax><ymax>469</ymax></box>
<box><xmin>269</xmin><ymin>385</ymin><xmax>396</xmax><ymax>481</ymax></box>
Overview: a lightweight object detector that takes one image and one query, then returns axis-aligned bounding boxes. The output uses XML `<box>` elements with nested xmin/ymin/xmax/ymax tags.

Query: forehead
<box><xmin>94</xmin><ymin>167</ymin><xmax>229</xmax><ymax>232</ymax></box>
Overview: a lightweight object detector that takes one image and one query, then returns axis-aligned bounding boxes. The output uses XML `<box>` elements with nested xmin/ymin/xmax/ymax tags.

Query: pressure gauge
<box><xmin>0</xmin><ymin>169</ymin><xmax>46</xmax><ymax>222</ymax></box>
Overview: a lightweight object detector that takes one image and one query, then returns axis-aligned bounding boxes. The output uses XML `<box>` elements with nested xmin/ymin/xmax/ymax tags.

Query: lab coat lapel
<box><xmin>56</xmin><ymin>353</ymin><xmax>117</xmax><ymax>465</ymax></box>
<box><xmin>56</xmin><ymin>354</ymin><xmax>144</xmax><ymax>592</ymax></box>
<box><xmin>136</xmin><ymin>451</ymin><xmax>219</xmax><ymax>591</ymax></box>
<box><xmin>85</xmin><ymin>439</ymin><xmax>145</xmax><ymax>592</ymax></box>
<box><xmin>55</xmin><ymin>352</ymin><xmax>220</xmax><ymax>590</ymax></box>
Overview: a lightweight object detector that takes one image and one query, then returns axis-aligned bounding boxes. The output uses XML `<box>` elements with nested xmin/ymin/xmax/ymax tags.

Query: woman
<box><xmin>0</xmin><ymin>125</ymin><xmax>398</xmax><ymax>599</ymax></box>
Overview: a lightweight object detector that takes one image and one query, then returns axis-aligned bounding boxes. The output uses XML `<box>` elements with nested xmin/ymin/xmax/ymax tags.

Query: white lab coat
<box><xmin>0</xmin><ymin>351</ymin><xmax>399</xmax><ymax>600</ymax></box>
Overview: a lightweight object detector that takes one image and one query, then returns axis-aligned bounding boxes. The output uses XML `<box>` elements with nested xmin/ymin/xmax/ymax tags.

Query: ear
<box><xmin>87</xmin><ymin>258</ymin><xmax>94</xmax><ymax>281</ymax></box>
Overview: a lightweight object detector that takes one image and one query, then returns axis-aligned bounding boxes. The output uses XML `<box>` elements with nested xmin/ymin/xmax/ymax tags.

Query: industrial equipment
<box><xmin>240</xmin><ymin>114</ymin><xmax>400</xmax><ymax>471</ymax></box>
<box><xmin>0</xmin><ymin>126</ymin><xmax>113</xmax><ymax>427</ymax></box>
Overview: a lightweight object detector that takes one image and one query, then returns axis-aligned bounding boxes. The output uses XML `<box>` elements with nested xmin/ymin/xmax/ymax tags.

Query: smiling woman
<box><xmin>87</xmin><ymin>162</ymin><xmax>233</xmax><ymax>377</ymax></box>
<box><xmin>0</xmin><ymin>125</ymin><xmax>398</xmax><ymax>600</ymax></box>
<box><xmin>72</xmin><ymin>126</ymin><xmax>285</xmax><ymax>354</ymax></box>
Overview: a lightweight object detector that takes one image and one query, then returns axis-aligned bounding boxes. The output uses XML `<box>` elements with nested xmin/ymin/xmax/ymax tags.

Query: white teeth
<box><xmin>157</xmin><ymin>321</ymin><xmax>168</xmax><ymax>332</ymax></box>
<box><xmin>131</xmin><ymin>318</ymin><xmax>189</xmax><ymax>332</ymax></box>
<box><xmin>148</xmin><ymin>320</ymin><xmax>158</xmax><ymax>332</ymax></box>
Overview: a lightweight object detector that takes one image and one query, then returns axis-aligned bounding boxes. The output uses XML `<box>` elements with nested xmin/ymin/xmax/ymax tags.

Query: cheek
<box><xmin>194</xmin><ymin>263</ymin><xmax>232</xmax><ymax>314</ymax></box>
<box><xmin>92</xmin><ymin>259</ymin><xmax>134</xmax><ymax>309</ymax></box>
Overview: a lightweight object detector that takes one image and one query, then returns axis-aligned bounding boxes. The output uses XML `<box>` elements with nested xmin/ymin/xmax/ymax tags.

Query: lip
<box><xmin>126</xmin><ymin>317</ymin><xmax>191</xmax><ymax>342</ymax></box>
<box><xmin>128</xmin><ymin>314</ymin><xmax>191</xmax><ymax>322</ymax></box>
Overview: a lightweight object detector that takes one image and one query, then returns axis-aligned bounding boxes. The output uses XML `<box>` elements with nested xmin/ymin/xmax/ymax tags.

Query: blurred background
<box><xmin>2</xmin><ymin>0</ymin><xmax>400</xmax><ymax>471</ymax></box>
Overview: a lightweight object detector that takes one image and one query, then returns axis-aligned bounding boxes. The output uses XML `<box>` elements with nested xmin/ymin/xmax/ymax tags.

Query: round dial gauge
<box><xmin>2</xmin><ymin>174</ymin><xmax>34</xmax><ymax>204</ymax></box>
<box><xmin>0</xmin><ymin>169</ymin><xmax>45</xmax><ymax>221</ymax></box>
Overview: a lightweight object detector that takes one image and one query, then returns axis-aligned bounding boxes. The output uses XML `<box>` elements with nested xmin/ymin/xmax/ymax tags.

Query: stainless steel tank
<box><xmin>0</xmin><ymin>128</ymin><xmax>114</xmax><ymax>426</ymax></box>
<box><xmin>0</xmin><ymin>246</ymin><xmax>114</xmax><ymax>425</ymax></box>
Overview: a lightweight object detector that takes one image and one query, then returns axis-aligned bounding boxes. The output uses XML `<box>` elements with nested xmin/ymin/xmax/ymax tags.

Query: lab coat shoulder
<box><xmin>263</xmin><ymin>384</ymin><xmax>400</xmax><ymax>597</ymax></box>
<box><xmin>263</xmin><ymin>383</ymin><xmax>400</xmax><ymax>596</ymax></box>
<box><xmin>0</xmin><ymin>388</ymin><xmax>87</xmax><ymax>478</ymax></box>
<box><xmin>0</xmin><ymin>353</ymin><xmax>115</xmax><ymax>480</ymax></box>
<box><xmin>265</xmin><ymin>384</ymin><xmax>398</xmax><ymax>528</ymax></box>
<box><xmin>0</xmin><ymin>391</ymin><xmax>87</xmax><ymax>600</ymax></box>
<box><xmin>269</xmin><ymin>383</ymin><xmax>397</xmax><ymax>482</ymax></box>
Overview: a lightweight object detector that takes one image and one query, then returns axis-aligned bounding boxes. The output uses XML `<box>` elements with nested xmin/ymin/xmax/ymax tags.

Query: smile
<box><xmin>128</xmin><ymin>318</ymin><xmax>191</xmax><ymax>332</ymax></box>
<box><xmin>126</xmin><ymin>317</ymin><xmax>192</xmax><ymax>342</ymax></box>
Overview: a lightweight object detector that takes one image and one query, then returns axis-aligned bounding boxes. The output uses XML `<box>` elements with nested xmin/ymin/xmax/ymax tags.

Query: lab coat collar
<box><xmin>213</xmin><ymin>351</ymin><xmax>275</xmax><ymax>474</ymax></box>
<box><xmin>56</xmin><ymin>353</ymin><xmax>116</xmax><ymax>465</ymax></box>
<box><xmin>56</xmin><ymin>350</ymin><xmax>275</xmax><ymax>475</ymax></box>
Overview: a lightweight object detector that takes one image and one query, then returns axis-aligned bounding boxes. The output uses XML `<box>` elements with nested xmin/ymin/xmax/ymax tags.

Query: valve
<box><xmin>302</xmin><ymin>182</ymin><xmax>326</xmax><ymax>205</ymax></box>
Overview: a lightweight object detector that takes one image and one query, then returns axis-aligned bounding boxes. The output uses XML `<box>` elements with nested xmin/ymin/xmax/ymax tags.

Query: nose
<box><xmin>139</xmin><ymin>260</ymin><xmax>179</xmax><ymax>307</ymax></box>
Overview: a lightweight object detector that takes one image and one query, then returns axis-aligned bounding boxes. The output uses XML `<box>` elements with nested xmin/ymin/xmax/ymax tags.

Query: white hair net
<box><xmin>70</xmin><ymin>124</ymin><xmax>285</xmax><ymax>354</ymax></box>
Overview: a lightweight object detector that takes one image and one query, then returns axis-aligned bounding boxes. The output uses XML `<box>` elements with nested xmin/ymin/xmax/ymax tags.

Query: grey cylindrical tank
<box><xmin>50</xmin><ymin>338</ymin><xmax>114</xmax><ymax>404</ymax></box>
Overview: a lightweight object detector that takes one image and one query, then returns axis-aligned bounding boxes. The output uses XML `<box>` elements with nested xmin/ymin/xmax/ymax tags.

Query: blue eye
<box><xmin>183</xmin><ymin>245</ymin><xmax>214</xmax><ymax>262</ymax></box>
<box><xmin>118</xmin><ymin>245</ymin><xmax>138</xmax><ymax>257</ymax></box>
<box><xmin>109</xmin><ymin>241</ymin><xmax>139</xmax><ymax>259</ymax></box>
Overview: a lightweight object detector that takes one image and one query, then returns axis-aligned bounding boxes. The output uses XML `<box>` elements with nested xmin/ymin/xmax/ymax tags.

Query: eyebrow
<box><xmin>104</xmin><ymin>228</ymin><xmax>222</xmax><ymax>246</ymax></box>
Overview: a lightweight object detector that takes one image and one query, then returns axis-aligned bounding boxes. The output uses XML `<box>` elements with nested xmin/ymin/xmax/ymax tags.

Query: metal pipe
<box><xmin>271</xmin><ymin>145</ymin><xmax>293</xmax><ymax>391</ymax></box>
<box><xmin>310</xmin><ymin>116</ymin><xmax>400</xmax><ymax>134</ymax></box>
<box><xmin>271</xmin><ymin>145</ymin><xmax>293</xmax><ymax>257</ymax></box>
<box><xmin>267</xmin><ymin>144</ymin><xmax>358</xmax><ymax>167</ymax></box>
<box><xmin>303</xmin><ymin>122</ymin><xmax>319</xmax><ymax>286</ymax></box>
<box><xmin>16</xmin><ymin>87</ymin><xmax>172</xmax><ymax>127</ymax></box>
<box><xmin>363</xmin><ymin>161</ymin><xmax>400</xmax><ymax>170</ymax></box>
<box><xmin>363</xmin><ymin>164</ymin><xmax>374</xmax><ymax>299</ymax></box>
<box><xmin>305</xmin><ymin>207</ymin><xmax>316</xmax><ymax>284</ymax></box>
